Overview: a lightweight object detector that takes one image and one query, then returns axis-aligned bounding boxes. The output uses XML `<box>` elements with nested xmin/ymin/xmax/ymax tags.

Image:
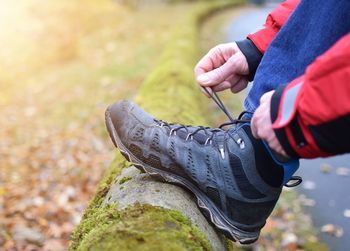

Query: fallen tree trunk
<box><xmin>69</xmin><ymin>1</ymin><xmax>243</xmax><ymax>250</ymax></box>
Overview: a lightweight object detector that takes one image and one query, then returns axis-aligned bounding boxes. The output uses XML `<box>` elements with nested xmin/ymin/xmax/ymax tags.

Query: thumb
<box><xmin>197</xmin><ymin>55</ymin><xmax>240</xmax><ymax>87</ymax></box>
<box><xmin>259</xmin><ymin>91</ymin><xmax>275</xmax><ymax>104</ymax></box>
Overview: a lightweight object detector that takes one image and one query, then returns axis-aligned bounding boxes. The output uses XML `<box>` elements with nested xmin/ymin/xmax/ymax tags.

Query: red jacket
<box><xmin>248</xmin><ymin>0</ymin><xmax>350</xmax><ymax>159</ymax></box>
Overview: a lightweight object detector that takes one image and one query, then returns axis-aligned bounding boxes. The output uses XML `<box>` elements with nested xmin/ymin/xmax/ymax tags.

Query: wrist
<box><xmin>236</xmin><ymin>39</ymin><xmax>263</xmax><ymax>81</ymax></box>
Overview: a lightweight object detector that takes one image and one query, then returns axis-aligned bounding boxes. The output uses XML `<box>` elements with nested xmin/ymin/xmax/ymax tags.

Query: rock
<box><xmin>12</xmin><ymin>225</ymin><xmax>44</xmax><ymax>246</ymax></box>
<box><xmin>335</xmin><ymin>167</ymin><xmax>349</xmax><ymax>176</ymax></box>
<box><xmin>102</xmin><ymin>166</ymin><xmax>227</xmax><ymax>251</ymax></box>
<box><xmin>320</xmin><ymin>163</ymin><xmax>332</xmax><ymax>174</ymax></box>
<box><xmin>321</xmin><ymin>224</ymin><xmax>344</xmax><ymax>238</ymax></box>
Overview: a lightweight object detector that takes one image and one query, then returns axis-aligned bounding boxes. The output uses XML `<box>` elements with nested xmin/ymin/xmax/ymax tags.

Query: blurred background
<box><xmin>0</xmin><ymin>0</ymin><xmax>176</xmax><ymax>249</ymax></box>
<box><xmin>0</xmin><ymin>0</ymin><xmax>348</xmax><ymax>250</ymax></box>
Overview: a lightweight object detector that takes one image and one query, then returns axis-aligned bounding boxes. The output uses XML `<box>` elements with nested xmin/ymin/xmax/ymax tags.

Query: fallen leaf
<box><xmin>0</xmin><ymin>187</ymin><xmax>6</xmax><ymax>196</ymax></box>
<box><xmin>281</xmin><ymin>232</ymin><xmax>298</xmax><ymax>247</ymax></box>
<box><xmin>320</xmin><ymin>163</ymin><xmax>332</xmax><ymax>174</ymax></box>
<box><xmin>344</xmin><ymin>209</ymin><xmax>350</xmax><ymax>218</ymax></box>
<box><xmin>321</xmin><ymin>224</ymin><xmax>344</xmax><ymax>238</ymax></box>
<box><xmin>336</xmin><ymin>167</ymin><xmax>349</xmax><ymax>176</ymax></box>
<box><xmin>299</xmin><ymin>194</ymin><xmax>316</xmax><ymax>207</ymax></box>
<box><xmin>12</xmin><ymin>225</ymin><xmax>44</xmax><ymax>246</ymax></box>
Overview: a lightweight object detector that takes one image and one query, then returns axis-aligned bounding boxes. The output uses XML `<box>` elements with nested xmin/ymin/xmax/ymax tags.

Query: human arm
<box><xmin>252</xmin><ymin>32</ymin><xmax>350</xmax><ymax>159</ymax></box>
<box><xmin>247</xmin><ymin>0</ymin><xmax>300</xmax><ymax>54</ymax></box>
<box><xmin>238</xmin><ymin>0</ymin><xmax>300</xmax><ymax>80</ymax></box>
<box><xmin>195</xmin><ymin>0</ymin><xmax>300</xmax><ymax>92</ymax></box>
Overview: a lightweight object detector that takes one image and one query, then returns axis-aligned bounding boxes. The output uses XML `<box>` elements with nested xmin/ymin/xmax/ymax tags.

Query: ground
<box><xmin>0</xmin><ymin>1</ymin><xmax>208</xmax><ymax>250</ymax></box>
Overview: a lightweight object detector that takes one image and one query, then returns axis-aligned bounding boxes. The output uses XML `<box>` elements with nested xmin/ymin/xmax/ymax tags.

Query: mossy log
<box><xmin>70</xmin><ymin>1</ymin><xmax>244</xmax><ymax>250</ymax></box>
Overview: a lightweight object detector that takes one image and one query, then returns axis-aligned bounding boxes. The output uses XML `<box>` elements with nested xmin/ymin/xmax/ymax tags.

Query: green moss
<box><xmin>119</xmin><ymin>176</ymin><xmax>132</xmax><ymax>185</ymax></box>
<box><xmin>76</xmin><ymin>204</ymin><xmax>211</xmax><ymax>251</ymax></box>
<box><xmin>70</xmin><ymin>203</ymin><xmax>121</xmax><ymax>250</ymax></box>
<box><xmin>226</xmin><ymin>240</ymin><xmax>242</xmax><ymax>251</ymax></box>
<box><xmin>135</xmin><ymin>62</ymin><xmax>209</xmax><ymax>126</ymax></box>
<box><xmin>304</xmin><ymin>240</ymin><xmax>329</xmax><ymax>251</ymax></box>
<box><xmin>70</xmin><ymin>152</ymin><xmax>130</xmax><ymax>250</ymax></box>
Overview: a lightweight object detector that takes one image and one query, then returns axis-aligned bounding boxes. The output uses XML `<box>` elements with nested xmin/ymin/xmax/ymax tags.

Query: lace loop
<box><xmin>204</xmin><ymin>138</ymin><xmax>212</xmax><ymax>145</ymax></box>
<box><xmin>169</xmin><ymin>128</ymin><xmax>177</xmax><ymax>136</ymax></box>
<box><xmin>284</xmin><ymin>176</ymin><xmax>303</xmax><ymax>187</ymax></box>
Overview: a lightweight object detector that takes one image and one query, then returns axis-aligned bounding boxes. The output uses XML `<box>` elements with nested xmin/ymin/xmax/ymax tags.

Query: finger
<box><xmin>259</xmin><ymin>90</ymin><xmax>274</xmax><ymax>104</ymax></box>
<box><xmin>211</xmin><ymin>74</ymin><xmax>246</xmax><ymax>93</ymax></box>
<box><xmin>230</xmin><ymin>77</ymin><xmax>248</xmax><ymax>93</ymax></box>
<box><xmin>280</xmin><ymin>149</ymin><xmax>288</xmax><ymax>157</ymax></box>
<box><xmin>195</xmin><ymin>59</ymin><xmax>212</xmax><ymax>79</ymax></box>
<box><xmin>268</xmin><ymin>138</ymin><xmax>281</xmax><ymax>151</ymax></box>
<box><xmin>251</xmin><ymin>113</ymin><xmax>259</xmax><ymax>139</ymax></box>
<box><xmin>194</xmin><ymin>46</ymin><xmax>226</xmax><ymax>77</ymax></box>
<box><xmin>211</xmin><ymin>81</ymin><xmax>232</xmax><ymax>93</ymax></box>
<box><xmin>197</xmin><ymin>54</ymin><xmax>242</xmax><ymax>87</ymax></box>
<box><xmin>200</xmin><ymin>87</ymin><xmax>213</xmax><ymax>98</ymax></box>
<box><xmin>269</xmin><ymin>142</ymin><xmax>287</xmax><ymax>157</ymax></box>
<box><xmin>266</xmin><ymin>133</ymin><xmax>289</xmax><ymax>157</ymax></box>
<box><xmin>210</xmin><ymin>74</ymin><xmax>241</xmax><ymax>92</ymax></box>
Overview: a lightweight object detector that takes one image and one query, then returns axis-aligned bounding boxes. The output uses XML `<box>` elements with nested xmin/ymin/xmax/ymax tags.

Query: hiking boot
<box><xmin>105</xmin><ymin>100</ymin><xmax>300</xmax><ymax>244</ymax></box>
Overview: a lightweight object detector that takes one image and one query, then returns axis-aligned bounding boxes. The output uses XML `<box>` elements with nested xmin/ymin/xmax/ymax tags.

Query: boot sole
<box><xmin>105</xmin><ymin>108</ymin><xmax>259</xmax><ymax>245</ymax></box>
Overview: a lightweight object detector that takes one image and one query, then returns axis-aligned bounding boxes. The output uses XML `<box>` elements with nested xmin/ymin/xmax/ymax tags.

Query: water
<box><xmin>296</xmin><ymin>157</ymin><xmax>350</xmax><ymax>251</ymax></box>
<box><xmin>226</xmin><ymin>3</ymin><xmax>276</xmax><ymax>42</ymax></box>
<box><xmin>225</xmin><ymin>3</ymin><xmax>350</xmax><ymax>250</ymax></box>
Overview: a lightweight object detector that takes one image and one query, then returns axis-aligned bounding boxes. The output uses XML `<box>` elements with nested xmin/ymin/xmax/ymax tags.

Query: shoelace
<box><xmin>154</xmin><ymin>87</ymin><xmax>251</xmax><ymax>144</ymax></box>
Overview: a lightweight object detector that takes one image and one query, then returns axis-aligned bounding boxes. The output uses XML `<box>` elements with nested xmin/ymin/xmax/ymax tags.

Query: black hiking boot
<box><xmin>105</xmin><ymin>98</ymin><xmax>300</xmax><ymax>244</ymax></box>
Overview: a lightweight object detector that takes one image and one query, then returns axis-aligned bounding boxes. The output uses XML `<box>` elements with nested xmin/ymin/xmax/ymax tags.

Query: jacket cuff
<box><xmin>236</xmin><ymin>39</ymin><xmax>263</xmax><ymax>82</ymax></box>
<box><xmin>270</xmin><ymin>83</ymin><xmax>300</xmax><ymax>158</ymax></box>
<box><xmin>271</xmin><ymin>77</ymin><xmax>331</xmax><ymax>159</ymax></box>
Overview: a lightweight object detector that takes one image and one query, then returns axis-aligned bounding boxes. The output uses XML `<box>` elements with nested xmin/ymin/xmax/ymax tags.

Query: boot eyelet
<box><xmin>185</xmin><ymin>134</ymin><xmax>194</xmax><ymax>141</ymax></box>
<box><xmin>204</xmin><ymin>138</ymin><xmax>213</xmax><ymax>145</ymax></box>
<box><xmin>237</xmin><ymin>138</ymin><xmax>245</xmax><ymax>149</ymax></box>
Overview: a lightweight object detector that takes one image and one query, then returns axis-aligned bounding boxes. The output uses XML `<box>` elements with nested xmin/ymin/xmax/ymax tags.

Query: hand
<box><xmin>251</xmin><ymin>91</ymin><xmax>288</xmax><ymax>157</ymax></box>
<box><xmin>194</xmin><ymin>42</ymin><xmax>249</xmax><ymax>97</ymax></box>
